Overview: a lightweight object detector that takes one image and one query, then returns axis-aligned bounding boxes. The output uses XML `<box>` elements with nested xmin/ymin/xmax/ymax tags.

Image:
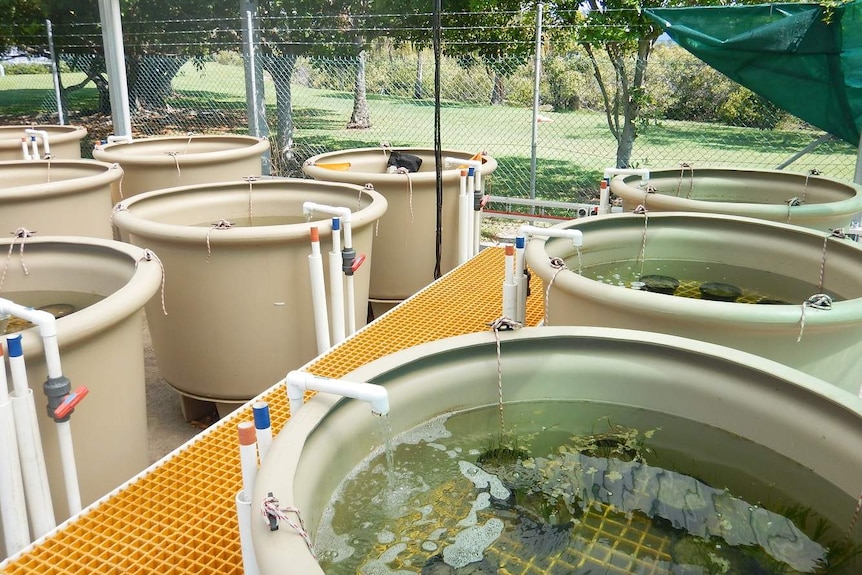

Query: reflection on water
<box><xmin>0</xmin><ymin>290</ymin><xmax>104</xmax><ymax>334</ymax></box>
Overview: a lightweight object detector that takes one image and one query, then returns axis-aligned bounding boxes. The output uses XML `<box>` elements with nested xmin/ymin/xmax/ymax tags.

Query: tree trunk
<box><xmin>263</xmin><ymin>54</ymin><xmax>297</xmax><ymax>173</ymax></box>
<box><xmin>348</xmin><ymin>49</ymin><xmax>371</xmax><ymax>129</ymax></box>
<box><xmin>413</xmin><ymin>51</ymin><xmax>423</xmax><ymax>100</ymax></box>
<box><xmin>614</xmin><ymin>38</ymin><xmax>652</xmax><ymax>168</ymax></box>
<box><xmin>490</xmin><ymin>72</ymin><xmax>504</xmax><ymax>105</ymax></box>
<box><xmin>127</xmin><ymin>55</ymin><xmax>186</xmax><ymax>110</ymax></box>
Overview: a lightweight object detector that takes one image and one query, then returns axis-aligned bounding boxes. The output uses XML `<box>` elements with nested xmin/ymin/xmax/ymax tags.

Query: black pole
<box><xmin>433</xmin><ymin>0</ymin><xmax>443</xmax><ymax>279</ymax></box>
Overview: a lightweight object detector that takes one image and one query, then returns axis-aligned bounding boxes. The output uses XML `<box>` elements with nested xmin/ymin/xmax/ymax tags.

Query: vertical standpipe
<box><xmin>0</xmin><ymin>345</ymin><xmax>30</xmax><ymax>555</ymax></box>
<box><xmin>236</xmin><ymin>421</ymin><xmax>260</xmax><ymax>575</ymax></box>
<box><xmin>307</xmin><ymin>226</ymin><xmax>331</xmax><ymax>355</ymax></box>
<box><xmin>601</xmin><ymin>168</ymin><xmax>650</xmax><ymax>214</ymax></box>
<box><xmin>458</xmin><ymin>169</ymin><xmax>470</xmax><ymax>265</ymax></box>
<box><xmin>253</xmin><ymin>401</ymin><xmax>273</xmax><ymax>464</ymax></box>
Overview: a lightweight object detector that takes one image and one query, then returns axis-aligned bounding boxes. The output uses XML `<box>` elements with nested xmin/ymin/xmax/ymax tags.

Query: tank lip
<box><xmin>92</xmin><ymin>134</ymin><xmax>270</xmax><ymax>165</ymax></box>
<box><xmin>0</xmin><ymin>159</ymin><xmax>123</xmax><ymax>197</ymax></box>
<box><xmin>525</xmin><ymin>212</ymin><xmax>862</xmax><ymax>324</ymax></box>
<box><xmin>111</xmin><ymin>177</ymin><xmax>388</xmax><ymax>243</ymax></box>
<box><xmin>302</xmin><ymin>146</ymin><xmax>498</xmax><ymax>181</ymax></box>
<box><xmin>610</xmin><ymin>166</ymin><xmax>862</xmax><ymax>217</ymax></box>
<box><xmin>0</xmin><ymin>235</ymin><xmax>163</xmax><ymax>352</ymax></box>
<box><xmin>0</xmin><ymin>124</ymin><xmax>88</xmax><ymax>146</ymax></box>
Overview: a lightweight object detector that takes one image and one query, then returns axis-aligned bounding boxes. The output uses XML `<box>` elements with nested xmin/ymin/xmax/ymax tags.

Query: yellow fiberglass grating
<box><xmin>0</xmin><ymin>247</ymin><xmax>539</xmax><ymax>574</ymax></box>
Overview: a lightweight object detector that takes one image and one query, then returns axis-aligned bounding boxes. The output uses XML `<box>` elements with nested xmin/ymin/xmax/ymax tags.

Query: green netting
<box><xmin>646</xmin><ymin>1</ymin><xmax>862</xmax><ymax>146</ymax></box>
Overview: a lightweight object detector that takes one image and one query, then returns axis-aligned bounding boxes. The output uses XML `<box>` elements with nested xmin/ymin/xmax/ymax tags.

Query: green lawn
<box><xmin>2</xmin><ymin>61</ymin><xmax>857</xmax><ymax>201</ymax></box>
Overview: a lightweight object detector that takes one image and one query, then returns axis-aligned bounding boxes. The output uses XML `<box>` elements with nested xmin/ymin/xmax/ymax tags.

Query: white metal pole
<box><xmin>529</xmin><ymin>1</ymin><xmax>544</xmax><ymax>204</ymax></box>
<box><xmin>45</xmin><ymin>19</ymin><xmax>65</xmax><ymax>126</ymax></box>
<box><xmin>6</xmin><ymin>335</ymin><xmax>56</xmax><ymax>538</ymax></box>
<box><xmin>0</xmin><ymin>347</ymin><xmax>30</xmax><ymax>555</ymax></box>
<box><xmin>472</xmin><ymin>164</ymin><xmax>484</xmax><ymax>256</ymax></box>
<box><xmin>307</xmin><ymin>226</ymin><xmax>331</xmax><ymax>355</ymax></box>
<box><xmin>98</xmin><ymin>0</ymin><xmax>132</xmax><ymax>137</ymax></box>
<box><xmin>458</xmin><ymin>169</ymin><xmax>470</xmax><ymax>264</ymax></box>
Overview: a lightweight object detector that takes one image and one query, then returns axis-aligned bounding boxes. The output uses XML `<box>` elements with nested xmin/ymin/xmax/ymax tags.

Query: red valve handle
<box><xmin>351</xmin><ymin>253</ymin><xmax>367</xmax><ymax>272</ymax></box>
<box><xmin>54</xmin><ymin>386</ymin><xmax>89</xmax><ymax>419</ymax></box>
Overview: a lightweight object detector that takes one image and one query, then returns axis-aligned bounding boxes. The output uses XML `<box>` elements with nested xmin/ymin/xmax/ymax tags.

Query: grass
<box><xmin>2</xmin><ymin>61</ymin><xmax>857</xmax><ymax>201</ymax></box>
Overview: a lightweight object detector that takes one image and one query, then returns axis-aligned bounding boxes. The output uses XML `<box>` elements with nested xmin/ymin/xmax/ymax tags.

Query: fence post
<box><xmin>97</xmin><ymin>0</ymin><xmax>133</xmax><ymax>137</ymax></box>
<box><xmin>529</xmin><ymin>2</ymin><xmax>544</xmax><ymax>205</ymax></box>
<box><xmin>241</xmin><ymin>1</ymin><xmax>271</xmax><ymax>175</ymax></box>
<box><xmin>45</xmin><ymin>20</ymin><xmax>65</xmax><ymax>125</ymax></box>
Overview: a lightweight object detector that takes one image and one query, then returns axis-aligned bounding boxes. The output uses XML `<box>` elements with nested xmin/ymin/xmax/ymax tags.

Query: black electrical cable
<box><xmin>433</xmin><ymin>0</ymin><xmax>443</xmax><ymax>279</ymax></box>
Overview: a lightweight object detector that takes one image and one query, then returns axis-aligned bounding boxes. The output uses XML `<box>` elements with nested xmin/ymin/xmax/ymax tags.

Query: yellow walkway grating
<box><xmin>0</xmin><ymin>247</ymin><xmax>544</xmax><ymax>574</ymax></box>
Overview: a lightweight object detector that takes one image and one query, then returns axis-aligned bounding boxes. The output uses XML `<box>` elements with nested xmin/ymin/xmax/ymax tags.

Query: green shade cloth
<box><xmin>646</xmin><ymin>1</ymin><xmax>862</xmax><ymax>145</ymax></box>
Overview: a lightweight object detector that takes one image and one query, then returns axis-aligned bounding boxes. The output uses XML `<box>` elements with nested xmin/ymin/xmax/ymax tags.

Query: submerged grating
<box><xmin>0</xmin><ymin>247</ymin><xmax>543</xmax><ymax>574</ymax></box>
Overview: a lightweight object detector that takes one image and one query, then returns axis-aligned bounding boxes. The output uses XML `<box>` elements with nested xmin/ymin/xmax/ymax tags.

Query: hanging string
<box><xmin>137</xmin><ymin>248</ymin><xmax>168</xmax><ymax>315</ymax></box>
<box><xmin>206</xmin><ymin>220</ymin><xmax>234</xmax><ymax>262</ymax></box>
<box><xmin>244</xmin><ymin>175</ymin><xmax>258</xmax><ymax>225</ymax></box>
<box><xmin>432</xmin><ymin>0</ymin><xmax>443</xmax><ymax>280</ymax></box>
<box><xmin>797</xmin><ymin>294</ymin><xmax>832</xmax><ymax>343</ymax></box>
<box><xmin>261</xmin><ymin>493</ymin><xmax>316</xmax><ymax>558</ymax></box>
<box><xmin>801</xmin><ymin>168</ymin><xmax>820</xmax><ymax>205</ymax></box>
<box><xmin>633</xmin><ymin>204</ymin><xmax>649</xmax><ymax>279</ymax></box>
<box><xmin>545</xmin><ymin>257</ymin><xmax>567</xmax><ymax>326</ymax></box>
<box><xmin>676</xmin><ymin>162</ymin><xmax>694</xmax><ymax>198</ymax></box>
<box><xmin>0</xmin><ymin>228</ymin><xmax>36</xmax><ymax>293</ymax></box>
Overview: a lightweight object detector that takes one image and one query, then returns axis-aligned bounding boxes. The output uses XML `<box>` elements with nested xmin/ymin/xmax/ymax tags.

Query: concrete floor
<box><xmin>142</xmin><ymin>317</ymin><xmax>212</xmax><ymax>464</ymax></box>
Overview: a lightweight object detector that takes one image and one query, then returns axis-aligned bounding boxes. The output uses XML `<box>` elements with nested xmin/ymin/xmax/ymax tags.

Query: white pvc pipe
<box><xmin>0</xmin><ymin>348</ymin><xmax>30</xmax><ymax>556</ymax></box>
<box><xmin>252</xmin><ymin>401</ymin><xmax>273</xmax><ymax>465</ymax></box>
<box><xmin>29</xmin><ymin>137</ymin><xmax>39</xmax><ymax>160</ymax></box>
<box><xmin>285</xmin><ymin>370</ymin><xmax>389</xmax><ymax>416</ymax></box>
<box><xmin>502</xmin><ymin>244</ymin><xmax>518</xmax><ymax>320</ymax></box>
<box><xmin>466</xmin><ymin>168</ymin><xmax>475</xmax><ymax>258</ymax></box>
<box><xmin>328</xmin><ymin>220</ymin><xmax>345</xmax><ymax>344</ymax></box>
<box><xmin>107</xmin><ymin>135</ymin><xmax>133</xmax><ymax>144</ymax></box>
<box><xmin>236</xmin><ymin>491</ymin><xmax>260</xmax><ymax>575</ymax></box>
<box><xmin>473</xmin><ymin>164</ymin><xmax>484</xmax><ymax>256</ymax></box>
<box><xmin>20</xmin><ymin>138</ymin><xmax>30</xmax><ymax>161</ymax></box>
<box><xmin>514</xmin><ymin>226</ymin><xmax>584</xmax><ymax>325</ymax></box>
<box><xmin>55</xmin><ymin>421</ymin><xmax>80</xmax><ymax>515</ymax></box>
<box><xmin>24</xmin><ymin>129</ymin><xmax>51</xmax><ymax>157</ymax></box>
<box><xmin>444</xmin><ymin>157</ymin><xmax>482</xmax><ymax>168</ymax></box>
<box><xmin>458</xmin><ymin>170</ymin><xmax>470</xmax><ymax>264</ymax></box>
<box><xmin>6</xmin><ymin>335</ymin><xmax>56</xmax><ymax>538</ymax></box>
<box><xmin>307</xmin><ymin>227</ymin><xmax>330</xmax><ymax>355</ymax></box>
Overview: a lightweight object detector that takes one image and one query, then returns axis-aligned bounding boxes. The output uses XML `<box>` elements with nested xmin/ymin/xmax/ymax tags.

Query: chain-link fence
<box><xmin>1</xmin><ymin>14</ymin><xmax>857</xmax><ymax>206</ymax></box>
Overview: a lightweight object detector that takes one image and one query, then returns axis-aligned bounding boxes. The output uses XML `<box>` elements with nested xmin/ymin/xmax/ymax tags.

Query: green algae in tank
<box><xmin>315</xmin><ymin>402</ymin><xmax>861</xmax><ymax>574</ymax></box>
<box><xmin>582</xmin><ymin>260</ymin><xmax>845</xmax><ymax>304</ymax></box>
<box><xmin>0</xmin><ymin>290</ymin><xmax>104</xmax><ymax>334</ymax></box>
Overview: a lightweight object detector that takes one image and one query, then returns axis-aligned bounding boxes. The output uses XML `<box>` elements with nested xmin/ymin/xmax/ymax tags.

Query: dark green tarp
<box><xmin>646</xmin><ymin>1</ymin><xmax>862</xmax><ymax>146</ymax></box>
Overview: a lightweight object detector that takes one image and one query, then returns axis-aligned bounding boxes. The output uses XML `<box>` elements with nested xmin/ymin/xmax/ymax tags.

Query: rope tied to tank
<box><xmin>395</xmin><ymin>166</ymin><xmax>415</xmax><ymax>223</ymax></box>
<box><xmin>816</xmin><ymin>228</ymin><xmax>848</xmax><ymax>293</ymax></box>
<box><xmin>261</xmin><ymin>492</ymin><xmax>316</xmax><ymax>558</ymax></box>
<box><xmin>165</xmin><ymin>151</ymin><xmax>182</xmax><ymax>184</ymax></box>
<box><xmin>363</xmin><ymin>183</ymin><xmax>380</xmax><ymax>236</ymax></box>
<box><xmin>785</xmin><ymin>196</ymin><xmax>803</xmax><ymax>224</ymax></box>
<box><xmin>796</xmin><ymin>294</ymin><xmax>832</xmax><ymax>343</ymax></box>
<box><xmin>379</xmin><ymin>141</ymin><xmax>392</xmax><ymax>156</ymax></box>
<box><xmin>488</xmin><ymin>316</ymin><xmax>521</xmax><ymax>434</ymax></box>
<box><xmin>0</xmin><ymin>228</ymin><xmax>36</xmax><ymax>292</ymax></box>
<box><xmin>206</xmin><ymin>220</ymin><xmax>234</xmax><ymax>262</ymax></box>
<box><xmin>181</xmin><ymin>132</ymin><xmax>197</xmax><ymax>156</ymax></box>
<box><xmin>634</xmin><ymin>204</ymin><xmax>649</xmax><ymax>279</ymax></box>
<box><xmin>244</xmin><ymin>175</ymin><xmax>258</xmax><ymax>224</ymax></box>
<box><xmin>801</xmin><ymin>168</ymin><xmax>821</xmax><ymax>205</ymax></box>
<box><xmin>676</xmin><ymin>162</ymin><xmax>694</xmax><ymax>198</ymax></box>
<box><xmin>137</xmin><ymin>248</ymin><xmax>168</xmax><ymax>315</ymax></box>
<box><xmin>110</xmin><ymin>163</ymin><xmax>124</xmax><ymax>199</ymax></box>
<box><xmin>545</xmin><ymin>257</ymin><xmax>568</xmax><ymax>326</ymax></box>
<box><xmin>44</xmin><ymin>153</ymin><xmax>53</xmax><ymax>182</ymax></box>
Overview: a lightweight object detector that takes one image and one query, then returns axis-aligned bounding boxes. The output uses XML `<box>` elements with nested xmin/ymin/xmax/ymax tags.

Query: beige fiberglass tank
<box><xmin>0</xmin><ymin>125</ymin><xmax>88</xmax><ymax>160</ymax></box>
<box><xmin>525</xmin><ymin>212</ymin><xmax>862</xmax><ymax>394</ymax></box>
<box><xmin>0</xmin><ymin>236</ymin><xmax>161</xmax><ymax>521</ymax></box>
<box><xmin>0</xmin><ymin>159</ymin><xmax>122</xmax><ymax>240</ymax></box>
<box><xmin>92</xmin><ymin>134</ymin><xmax>271</xmax><ymax>202</ymax></box>
<box><xmin>303</xmin><ymin>147</ymin><xmax>498</xmax><ymax>302</ymax></box>
<box><xmin>609</xmin><ymin>167</ymin><xmax>862</xmax><ymax>231</ymax></box>
<box><xmin>112</xmin><ymin>178</ymin><xmax>387</xmax><ymax>413</ymax></box>
<box><xmin>252</xmin><ymin>327</ymin><xmax>862</xmax><ymax>574</ymax></box>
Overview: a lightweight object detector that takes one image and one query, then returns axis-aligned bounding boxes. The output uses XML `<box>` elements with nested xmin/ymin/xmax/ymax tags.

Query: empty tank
<box><xmin>252</xmin><ymin>327</ymin><xmax>862</xmax><ymax>574</ymax></box>
<box><xmin>610</xmin><ymin>167</ymin><xmax>862</xmax><ymax>231</ymax></box>
<box><xmin>0</xmin><ymin>236</ymin><xmax>161</xmax><ymax>520</ymax></box>
<box><xmin>524</xmin><ymin>212</ymin><xmax>862</xmax><ymax>393</ymax></box>
<box><xmin>303</xmin><ymin>148</ymin><xmax>498</xmax><ymax>301</ymax></box>
<box><xmin>92</xmin><ymin>134</ymin><xmax>271</xmax><ymax>202</ymax></box>
<box><xmin>111</xmin><ymin>178</ymin><xmax>387</xmax><ymax>409</ymax></box>
<box><xmin>0</xmin><ymin>159</ymin><xmax>122</xmax><ymax>240</ymax></box>
<box><xmin>0</xmin><ymin>125</ymin><xmax>88</xmax><ymax>161</ymax></box>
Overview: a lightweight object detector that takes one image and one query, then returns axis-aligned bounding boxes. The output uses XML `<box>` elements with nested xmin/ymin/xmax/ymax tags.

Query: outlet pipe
<box><xmin>444</xmin><ymin>157</ymin><xmax>482</xmax><ymax>169</ymax></box>
<box><xmin>20</xmin><ymin>138</ymin><xmax>30</xmax><ymax>161</ymax></box>
<box><xmin>466</xmin><ymin>168</ymin><xmax>476</xmax><ymax>259</ymax></box>
<box><xmin>458</xmin><ymin>169</ymin><xmax>470</xmax><ymax>264</ymax></box>
<box><xmin>306</xmin><ymin>227</ymin><xmax>331</xmax><ymax>354</ymax></box>
<box><xmin>24</xmin><ymin>129</ymin><xmax>51</xmax><ymax>158</ymax></box>
<box><xmin>473</xmin><ymin>165</ymin><xmax>485</xmax><ymax>255</ymax></box>
<box><xmin>513</xmin><ymin>225</ymin><xmax>584</xmax><ymax>325</ymax></box>
<box><xmin>236</xmin><ymin>421</ymin><xmax>260</xmax><ymax>575</ymax></box>
<box><xmin>2</xmin><ymin>296</ymin><xmax>83</xmax><ymax>519</ymax></box>
<box><xmin>0</xmin><ymin>346</ymin><xmax>30</xmax><ymax>555</ymax></box>
<box><xmin>600</xmin><ymin>168</ymin><xmax>650</xmax><ymax>214</ymax></box>
<box><xmin>5</xmin><ymin>334</ymin><xmax>55</xmax><ymax>538</ymax></box>
<box><xmin>502</xmin><ymin>244</ymin><xmax>517</xmax><ymax>320</ymax></box>
<box><xmin>285</xmin><ymin>370</ymin><xmax>389</xmax><ymax>416</ymax></box>
<box><xmin>252</xmin><ymin>401</ymin><xmax>273</xmax><ymax>464</ymax></box>
<box><xmin>302</xmin><ymin>202</ymin><xmax>361</xmax><ymax>338</ymax></box>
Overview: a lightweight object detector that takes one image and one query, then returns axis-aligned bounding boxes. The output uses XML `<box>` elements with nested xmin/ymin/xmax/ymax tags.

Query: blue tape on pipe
<box><xmin>253</xmin><ymin>402</ymin><xmax>271</xmax><ymax>429</ymax></box>
<box><xmin>515</xmin><ymin>236</ymin><xmax>526</xmax><ymax>249</ymax></box>
<box><xmin>332</xmin><ymin>217</ymin><xmax>340</xmax><ymax>231</ymax></box>
<box><xmin>6</xmin><ymin>334</ymin><xmax>23</xmax><ymax>357</ymax></box>
<box><xmin>468</xmin><ymin>167</ymin><xmax>475</xmax><ymax>176</ymax></box>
